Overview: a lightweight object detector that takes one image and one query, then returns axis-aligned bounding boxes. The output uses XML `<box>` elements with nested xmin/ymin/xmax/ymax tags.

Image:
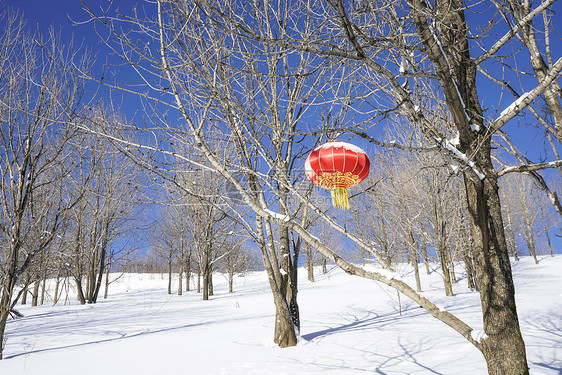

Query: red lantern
<box><xmin>305</xmin><ymin>141</ymin><xmax>370</xmax><ymax>209</ymax></box>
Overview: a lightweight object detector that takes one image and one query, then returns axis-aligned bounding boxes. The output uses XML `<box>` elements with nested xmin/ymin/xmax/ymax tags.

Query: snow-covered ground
<box><xmin>2</xmin><ymin>256</ymin><xmax>561</xmax><ymax>374</ymax></box>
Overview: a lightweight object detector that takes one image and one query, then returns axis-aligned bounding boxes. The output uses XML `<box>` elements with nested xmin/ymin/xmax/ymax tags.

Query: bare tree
<box><xmin>0</xmin><ymin>11</ymin><xmax>91</xmax><ymax>359</ymax></box>
<box><xmin>66</xmin><ymin>110</ymin><xmax>142</xmax><ymax>304</ymax></box>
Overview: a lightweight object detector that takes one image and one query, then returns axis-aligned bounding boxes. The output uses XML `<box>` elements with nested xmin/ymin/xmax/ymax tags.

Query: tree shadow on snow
<box><xmin>300</xmin><ymin>309</ymin><xmax>459</xmax><ymax>375</ymax></box>
<box><xmin>4</xmin><ymin>321</ymin><xmax>209</xmax><ymax>360</ymax></box>
<box><xmin>522</xmin><ymin>313</ymin><xmax>562</xmax><ymax>374</ymax></box>
<box><xmin>302</xmin><ymin>307</ymin><xmax>425</xmax><ymax>341</ymax></box>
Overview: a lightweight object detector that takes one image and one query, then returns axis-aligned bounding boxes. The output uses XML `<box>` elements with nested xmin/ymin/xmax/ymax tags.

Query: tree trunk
<box><xmin>185</xmin><ymin>260</ymin><xmax>191</xmax><ymax>291</ymax></box>
<box><xmin>228</xmin><ymin>271</ymin><xmax>234</xmax><ymax>293</ymax></box>
<box><xmin>525</xmin><ymin>235</ymin><xmax>539</xmax><ymax>265</ymax></box>
<box><xmin>40</xmin><ymin>276</ymin><xmax>47</xmax><ymax>306</ymax></box>
<box><xmin>21</xmin><ymin>285</ymin><xmax>28</xmax><ymax>305</ymax></box>
<box><xmin>523</xmin><ymin>218</ymin><xmax>539</xmax><ymax>264</ymax></box>
<box><xmin>85</xmin><ymin>272</ymin><xmax>91</xmax><ymax>299</ymax></box>
<box><xmin>178</xmin><ymin>267</ymin><xmax>183</xmax><ymax>296</ymax></box>
<box><xmin>409</xmin><ymin>0</ymin><xmax>530</xmax><ymax>370</ymax></box>
<box><xmin>0</xmin><ymin>312</ymin><xmax>7</xmax><ymax>360</ymax></box>
<box><xmin>506</xmin><ymin>211</ymin><xmax>519</xmax><ymax>261</ymax></box>
<box><xmin>104</xmin><ymin>264</ymin><xmax>110</xmax><ymax>299</ymax></box>
<box><xmin>538</xmin><ymin>197</ymin><xmax>554</xmax><ymax>257</ymax></box>
<box><xmin>0</xmin><ymin>267</ymin><xmax>18</xmax><ymax>359</ymax></box>
<box><xmin>408</xmin><ymin>232</ymin><xmax>422</xmax><ymax>292</ymax></box>
<box><xmin>75</xmin><ymin>275</ymin><xmax>87</xmax><ymax>305</ymax></box>
<box><xmin>413</xmin><ymin>255</ymin><xmax>422</xmax><ymax>292</ymax></box>
<box><xmin>449</xmin><ymin>254</ymin><xmax>457</xmax><ymax>285</ymax></box>
<box><xmin>438</xmin><ymin>247</ymin><xmax>454</xmax><ymax>297</ymax></box>
<box><xmin>464</xmin><ymin>169</ymin><xmax>529</xmax><ymax>375</ymax></box>
<box><xmin>167</xmin><ymin>257</ymin><xmax>172</xmax><ymax>295</ymax></box>
<box><xmin>53</xmin><ymin>276</ymin><xmax>61</xmax><ymax>305</ymax></box>
<box><xmin>274</xmin><ymin>302</ymin><xmax>298</xmax><ymax>347</ymax></box>
<box><xmin>202</xmin><ymin>269</ymin><xmax>210</xmax><ymax>300</ymax></box>
<box><xmin>423</xmin><ymin>244</ymin><xmax>431</xmax><ymax>275</ymax></box>
<box><xmin>307</xmin><ymin>244</ymin><xmax>315</xmax><ymax>282</ymax></box>
<box><xmin>542</xmin><ymin>216</ymin><xmax>554</xmax><ymax>257</ymax></box>
<box><xmin>464</xmin><ymin>253</ymin><xmax>476</xmax><ymax>292</ymax></box>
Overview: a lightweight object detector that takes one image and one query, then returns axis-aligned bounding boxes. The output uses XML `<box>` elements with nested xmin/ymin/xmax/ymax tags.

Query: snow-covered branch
<box><xmin>474</xmin><ymin>0</ymin><xmax>555</xmax><ymax>65</ymax></box>
<box><xmin>491</xmin><ymin>57</ymin><xmax>562</xmax><ymax>132</ymax></box>
<box><xmin>497</xmin><ymin>159</ymin><xmax>562</xmax><ymax>177</ymax></box>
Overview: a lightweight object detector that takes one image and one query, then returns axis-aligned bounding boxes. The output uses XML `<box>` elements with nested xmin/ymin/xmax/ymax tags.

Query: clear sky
<box><xmin>5</xmin><ymin>0</ymin><xmax>562</xmax><ymax>158</ymax></box>
<box><xmin>3</xmin><ymin>0</ymin><xmax>561</xmax><ymax>253</ymax></box>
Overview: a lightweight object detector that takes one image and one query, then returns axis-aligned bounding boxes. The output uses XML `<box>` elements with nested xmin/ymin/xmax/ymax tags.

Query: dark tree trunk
<box><xmin>464</xmin><ymin>253</ymin><xmax>476</xmax><ymax>292</ymax></box>
<box><xmin>185</xmin><ymin>259</ymin><xmax>191</xmax><ymax>291</ymax></box>
<box><xmin>409</xmin><ymin>0</ymin><xmax>530</xmax><ymax>371</ymax></box>
<box><xmin>75</xmin><ymin>275</ymin><xmax>87</xmax><ymax>305</ymax></box>
<box><xmin>203</xmin><ymin>268</ymin><xmax>210</xmax><ymax>300</ymax></box>
<box><xmin>464</xmin><ymin>166</ymin><xmax>529</xmax><ymax>375</ymax></box>
<box><xmin>288</xmin><ymin>236</ymin><xmax>301</xmax><ymax>331</ymax></box>
<box><xmin>21</xmin><ymin>285</ymin><xmax>28</xmax><ymax>305</ymax></box>
<box><xmin>438</xmin><ymin>247</ymin><xmax>454</xmax><ymax>296</ymax></box>
<box><xmin>274</xmin><ymin>302</ymin><xmax>298</xmax><ymax>348</ymax></box>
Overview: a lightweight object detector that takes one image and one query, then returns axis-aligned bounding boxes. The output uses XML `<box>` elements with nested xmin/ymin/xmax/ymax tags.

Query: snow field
<box><xmin>2</xmin><ymin>256</ymin><xmax>561</xmax><ymax>374</ymax></box>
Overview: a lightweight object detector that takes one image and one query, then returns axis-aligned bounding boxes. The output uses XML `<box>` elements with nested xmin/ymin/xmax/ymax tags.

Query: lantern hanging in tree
<box><xmin>305</xmin><ymin>140</ymin><xmax>370</xmax><ymax>209</ymax></box>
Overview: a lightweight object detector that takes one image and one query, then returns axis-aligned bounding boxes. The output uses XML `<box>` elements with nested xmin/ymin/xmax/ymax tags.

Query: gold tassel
<box><xmin>331</xmin><ymin>186</ymin><xmax>350</xmax><ymax>210</ymax></box>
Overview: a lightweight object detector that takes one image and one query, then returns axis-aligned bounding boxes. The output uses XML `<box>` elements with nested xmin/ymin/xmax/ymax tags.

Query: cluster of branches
<box><xmin>0</xmin><ymin>12</ymin><xmax>147</xmax><ymax>359</ymax></box>
<box><xmin>150</xmin><ymin>165</ymin><xmax>262</xmax><ymax>298</ymax></box>
<box><xmin>352</xmin><ymin>123</ymin><xmax>560</xmax><ymax>296</ymax></box>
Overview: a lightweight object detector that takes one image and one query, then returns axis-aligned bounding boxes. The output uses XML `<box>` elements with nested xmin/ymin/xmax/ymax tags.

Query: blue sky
<box><xmin>6</xmin><ymin>0</ymin><xmax>561</xmax><ymax>157</ymax></box>
<box><xmin>4</xmin><ymin>0</ymin><xmax>561</xmax><ymax>254</ymax></box>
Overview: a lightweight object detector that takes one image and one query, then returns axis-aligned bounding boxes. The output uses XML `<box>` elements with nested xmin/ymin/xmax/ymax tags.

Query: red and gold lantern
<box><xmin>305</xmin><ymin>140</ymin><xmax>370</xmax><ymax>209</ymax></box>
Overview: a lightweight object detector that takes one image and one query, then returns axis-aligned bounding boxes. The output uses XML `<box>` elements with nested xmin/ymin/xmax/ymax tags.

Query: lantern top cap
<box><xmin>313</xmin><ymin>140</ymin><xmax>367</xmax><ymax>155</ymax></box>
